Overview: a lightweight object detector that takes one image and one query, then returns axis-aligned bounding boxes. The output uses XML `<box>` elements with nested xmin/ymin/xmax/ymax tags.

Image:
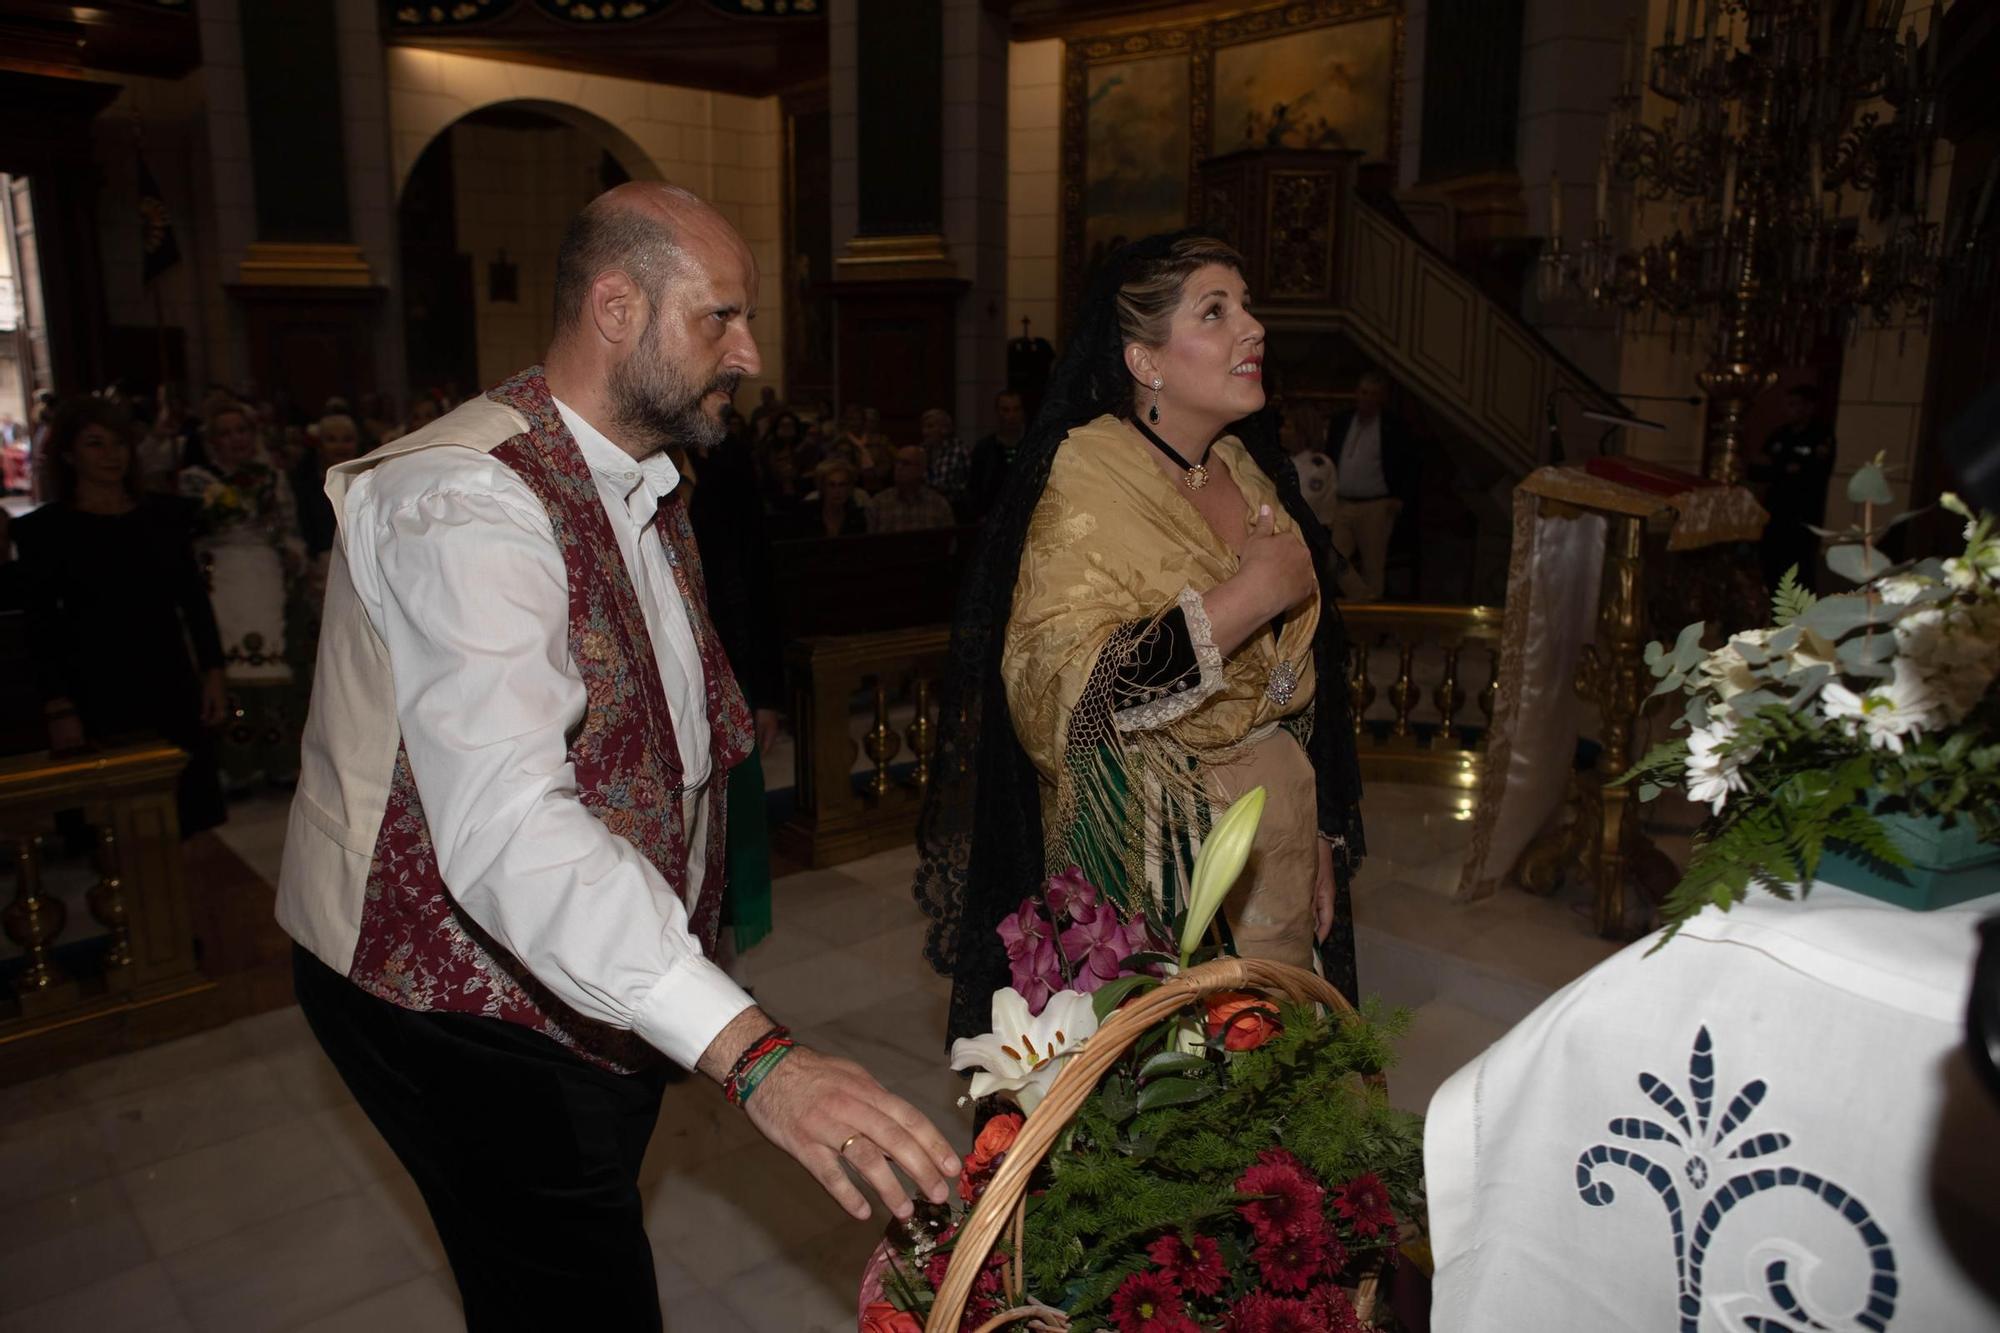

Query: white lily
<box><xmin>948</xmin><ymin>986</ymin><xmax>1098</xmax><ymax>1115</ymax></box>
<box><xmin>1177</xmin><ymin>786</ymin><xmax>1267</xmax><ymax>966</ymax></box>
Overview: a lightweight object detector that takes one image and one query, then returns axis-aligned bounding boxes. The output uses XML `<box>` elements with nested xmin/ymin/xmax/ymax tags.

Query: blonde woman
<box><xmin>180</xmin><ymin>401</ymin><xmax>306</xmax><ymax>787</ymax></box>
<box><xmin>915</xmin><ymin>233</ymin><xmax>1366</xmax><ymax>1043</ymax></box>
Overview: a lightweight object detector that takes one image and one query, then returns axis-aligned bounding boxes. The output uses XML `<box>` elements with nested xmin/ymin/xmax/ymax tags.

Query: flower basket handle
<box><xmin>925</xmin><ymin>957</ymin><xmax>1371</xmax><ymax>1332</ymax></box>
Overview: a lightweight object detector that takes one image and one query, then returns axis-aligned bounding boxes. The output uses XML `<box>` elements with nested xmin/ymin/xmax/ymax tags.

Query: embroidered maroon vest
<box><xmin>346</xmin><ymin>368</ymin><xmax>754</xmax><ymax>1072</ymax></box>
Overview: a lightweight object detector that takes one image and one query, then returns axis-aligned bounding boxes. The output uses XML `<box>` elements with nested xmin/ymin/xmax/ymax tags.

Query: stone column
<box><xmin>824</xmin><ymin>0</ymin><xmax>972</xmax><ymax>446</ymax></box>
<box><xmin>209</xmin><ymin>0</ymin><xmax>391</xmax><ymax>416</ymax></box>
<box><xmin>942</xmin><ymin>0</ymin><xmax>1009</xmax><ymax>444</ymax></box>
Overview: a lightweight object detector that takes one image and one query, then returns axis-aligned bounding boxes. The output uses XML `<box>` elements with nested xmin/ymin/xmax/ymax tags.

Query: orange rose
<box><xmin>1205</xmin><ymin>991</ymin><xmax>1281</xmax><ymax>1051</ymax></box>
<box><xmin>860</xmin><ymin>1300</ymin><xmax>924</xmax><ymax>1333</ymax></box>
<box><xmin>958</xmin><ymin>1111</ymin><xmax>1024</xmax><ymax>1201</ymax></box>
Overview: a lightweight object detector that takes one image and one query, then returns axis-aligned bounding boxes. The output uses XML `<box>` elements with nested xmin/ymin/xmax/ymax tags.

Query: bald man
<box><xmin>278</xmin><ymin>185</ymin><xmax>958</xmax><ymax>1328</ymax></box>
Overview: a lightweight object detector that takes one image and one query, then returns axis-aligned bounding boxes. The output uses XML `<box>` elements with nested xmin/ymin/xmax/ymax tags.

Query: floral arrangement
<box><xmin>198</xmin><ymin>478</ymin><xmax>247</xmax><ymax>526</ymax></box>
<box><xmin>1623</xmin><ymin>459</ymin><xmax>2000</xmax><ymax>938</ymax></box>
<box><xmin>862</xmin><ymin>790</ymin><xmax>1425</xmax><ymax>1332</ymax></box>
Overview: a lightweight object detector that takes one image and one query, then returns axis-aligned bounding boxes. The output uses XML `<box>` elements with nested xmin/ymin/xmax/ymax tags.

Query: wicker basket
<box><xmin>925</xmin><ymin>956</ymin><xmax>1382</xmax><ymax>1333</ymax></box>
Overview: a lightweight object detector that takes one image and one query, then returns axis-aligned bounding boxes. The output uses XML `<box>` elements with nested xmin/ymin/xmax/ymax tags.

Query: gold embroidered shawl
<box><xmin>1001</xmin><ymin>414</ymin><xmax>1319</xmax><ymax>886</ymax></box>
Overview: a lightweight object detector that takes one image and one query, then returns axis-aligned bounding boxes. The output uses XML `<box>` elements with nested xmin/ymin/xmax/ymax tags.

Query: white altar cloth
<box><xmin>1425</xmin><ymin>884</ymin><xmax>2000</xmax><ymax>1332</ymax></box>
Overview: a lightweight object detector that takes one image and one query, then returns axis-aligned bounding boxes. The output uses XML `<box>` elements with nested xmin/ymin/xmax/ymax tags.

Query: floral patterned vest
<box><xmin>345</xmin><ymin>368</ymin><xmax>754</xmax><ymax>1072</ymax></box>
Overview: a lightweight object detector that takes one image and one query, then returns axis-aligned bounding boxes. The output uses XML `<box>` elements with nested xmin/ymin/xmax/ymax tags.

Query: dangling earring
<box><xmin>1149</xmin><ymin>378</ymin><xmax>1162</xmax><ymax>425</ymax></box>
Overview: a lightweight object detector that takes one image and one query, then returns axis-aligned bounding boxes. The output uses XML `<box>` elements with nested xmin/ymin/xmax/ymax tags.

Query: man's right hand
<box><xmin>744</xmin><ymin>1044</ymin><xmax>961</xmax><ymax>1222</ymax></box>
<box><xmin>699</xmin><ymin>1007</ymin><xmax>961</xmax><ymax>1222</ymax></box>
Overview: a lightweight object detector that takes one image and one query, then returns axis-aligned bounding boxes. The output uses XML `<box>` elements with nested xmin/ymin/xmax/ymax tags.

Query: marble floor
<box><xmin>0</xmin><ymin>782</ymin><xmax>1624</xmax><ymax>1332</ymax></box>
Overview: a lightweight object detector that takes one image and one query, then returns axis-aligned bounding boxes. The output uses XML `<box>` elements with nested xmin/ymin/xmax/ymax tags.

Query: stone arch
<box><xmin>394</xmin><ymin>98</ymin><xmax>663</xmax><ymax>203</ymax></box>
<box><xmin>385</xmin><ymin>47</ymin><xmax>786</xmax><ymax>391</ymax></box>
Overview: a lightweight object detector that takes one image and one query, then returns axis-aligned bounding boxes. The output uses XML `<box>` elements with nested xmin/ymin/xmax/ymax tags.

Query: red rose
<box><xmin>860</xmin><ymin>1300</ymin><xmax>923</xmax><ymax>1333</ymax></box>
<box><xmin>958</xmin><ymin>1112</ymin><xmax>1024</xmax><ymax>1201</ymax></box>
<box><xmin>1205</xmin><ymin>991</ymin><xmax>1282</xmax><ymax>1051</ymax></box>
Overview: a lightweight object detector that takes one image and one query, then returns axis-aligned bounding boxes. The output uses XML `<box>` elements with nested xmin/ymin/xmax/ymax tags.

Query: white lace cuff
<box><xmin>1112</xmin><ymin>585</ymin><xmax>1228</xmax><ymax>733</ymax></box>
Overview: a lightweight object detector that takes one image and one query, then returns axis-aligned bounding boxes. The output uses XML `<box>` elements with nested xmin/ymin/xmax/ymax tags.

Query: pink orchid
<box><xmin>996</xmin><ymin>899</ymin><xmax>1061</xmax><ymax>1013</ymax></box>
<box><xmin>1044</xmin><ymin>866</ymin><xmax>1099</xmax><ymax>920</ymax></box>
<box><xmin>1058</xmin><ymin>896</ymin><xmax>1153</xmax><ymax>993</ymax></box>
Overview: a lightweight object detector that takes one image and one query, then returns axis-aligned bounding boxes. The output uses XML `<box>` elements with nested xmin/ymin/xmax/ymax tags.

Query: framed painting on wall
<box><xmin>1210</xmin><ymin>13</ymin><xmax>1399</xmax><ymax>158</ymax></box>
<box><xmin>1082</xmin><ymin>54</ymin><xmax>1192</xmax><ymax>273</ymax></box>
<box><xmin>1057</xmin><ymin>1</ymin><xmax>1405</xmax><ymax>333</ymax></box>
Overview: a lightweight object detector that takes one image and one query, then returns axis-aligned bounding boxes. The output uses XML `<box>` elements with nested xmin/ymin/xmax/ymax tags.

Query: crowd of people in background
<box><xmin>737</xmin><ymin>386</ymin><xmax>1026</xmax><ymax>535</ymax></box>
<box><xmin>0</xmin><ymin>375</ymin><xmax>1031</xmax><ymax>838</ymax></box>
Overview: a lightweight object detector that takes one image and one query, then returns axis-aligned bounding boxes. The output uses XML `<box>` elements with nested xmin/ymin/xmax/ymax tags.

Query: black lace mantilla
<box><xmin>910</xmin><ymin>231</ymin><xmax>1368</xmax><ymax>1045</ymax></box>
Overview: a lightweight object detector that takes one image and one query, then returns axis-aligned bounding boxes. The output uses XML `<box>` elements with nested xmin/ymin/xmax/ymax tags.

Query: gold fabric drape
<box><xmin>1002</xmin><ymin>414</ymin><xmax>1320</xmax><ymax>961</ymax></box>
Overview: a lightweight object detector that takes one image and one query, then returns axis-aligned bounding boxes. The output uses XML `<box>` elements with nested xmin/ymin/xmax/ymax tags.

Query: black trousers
<box><xmin>294</xmin><ymin>944</ymin><xmax>671</xmax><ymax>1331</ymax></box>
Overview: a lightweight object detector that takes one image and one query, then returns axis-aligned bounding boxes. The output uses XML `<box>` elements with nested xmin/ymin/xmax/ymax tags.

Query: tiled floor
<box><xmin>0</xmin><ymin>783</ymin><xmax>1620</xmax><ymax>1331</ymax></box>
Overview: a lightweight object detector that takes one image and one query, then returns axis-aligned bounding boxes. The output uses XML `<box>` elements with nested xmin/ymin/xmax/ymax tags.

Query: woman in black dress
<box><xmin>13</xmin><ymin>398</ymin><xmax>228</xmax><ymax>836</ymax></box>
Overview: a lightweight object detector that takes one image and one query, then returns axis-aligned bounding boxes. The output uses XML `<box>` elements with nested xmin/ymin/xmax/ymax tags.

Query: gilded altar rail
<box><xmin>775</xmin><ymin>604</ymin><xmax>1502</xmax><ymax>869</ymax></box>
<box><xmin>1342</xmin><ymin>601</ymin><xmax>1504</xmax><ymax>793</ymax></box>
<box><xmin>0</xmin><ymin>743</ymin><xmax>214</xmax><ymax>1078</ymax></box>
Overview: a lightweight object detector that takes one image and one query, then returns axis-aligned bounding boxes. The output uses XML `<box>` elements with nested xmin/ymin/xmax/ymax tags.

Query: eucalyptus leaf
<box><xmin>1670</xmin><ymin>620</ymin><xmax>1709</xmax><ymax>671</ymax></box>
<box><xmin>1765</xmin><ymin>625</ymin><xmax>1801</xmax><ymax>655</ymax></box>
<box><xmin>1797</xmin><ymin>593</ymin><xmax>1882</xmax><ymax>639</ymax></box>
<box><xmin>1725</xmin><ymin>688</ymin><xmax>1784</xmax><ymax>716</ymax></box>
<box><xmin>1836</xmin><ymin>636</ymin><xmax>1892</xmax><ymax>669</ymax></box>
<box><xmin>1846</xmin><ymin>463</ymin><xmax>1893</xmax><ymax>506</ymax></box>
<box><xmin>1783</xmin><ymin>663</ymin><xmax>1833</xmax><ymax>703</ymax></box>
<box><xmin>1644</xmin><ymin>641</ymin><xmax>1668</xmax><ymax>669</ymax></box>
<box><xmin>1826</xmin><ymin>543</ymin><xmax>1892</xmax><ymax>584</ymax></box>
<box><xmin>1135</xmin><ymin>1077</ymin><xmax>1214</xmax><ymax>1113</ymax></box>
<box><xmin>1638</xmin><ymin>782</ymin><xmax>1662</xmax><ymax>802</ymax></box>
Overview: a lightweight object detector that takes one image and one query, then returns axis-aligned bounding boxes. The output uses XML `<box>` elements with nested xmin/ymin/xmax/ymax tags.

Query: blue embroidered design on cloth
<box><xmin>1575</xmin><ymin>1027</ymin><xmax>1898</xmax><ymax>1332</ymax></box>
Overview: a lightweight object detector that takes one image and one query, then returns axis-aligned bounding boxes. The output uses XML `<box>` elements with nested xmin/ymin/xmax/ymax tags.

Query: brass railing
<box><xmin>1</xmin><ymin>743</ymin><xmax>210</xmax><ymax>1066</ymax></box>
<box><xmin>777</xmin><ymin>605</ymin><xmax>1502</xmax><ymax>868</ymax></box>
<box><xmin>776</xmin><ymin>627</ymin><xmax>952</xmax><ymax>868</ymax></box>
<box><xmin>1343</xmin><ymin>602</ymin><xmax>1504</xmax><ymax>795</ymax></box>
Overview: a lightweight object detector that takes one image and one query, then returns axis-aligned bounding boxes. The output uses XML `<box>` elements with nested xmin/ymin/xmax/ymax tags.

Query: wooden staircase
<box><xmin>1197</xmin><ymin>147</ymin><xmax>1622</xmax><ymax>475</ymax></box>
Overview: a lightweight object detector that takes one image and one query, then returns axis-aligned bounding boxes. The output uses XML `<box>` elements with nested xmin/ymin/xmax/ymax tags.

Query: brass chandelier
<box><xmin>1538</xmin><ymin>0</ymin><xmax>1952</xmax><ymax>483</ymax></box>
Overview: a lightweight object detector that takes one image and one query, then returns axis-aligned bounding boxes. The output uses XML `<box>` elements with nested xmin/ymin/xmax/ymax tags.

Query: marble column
<box><xmin>827</xmin><ymin>0</ymin><xmax>1004</xmax><ymax>445</ymax></box>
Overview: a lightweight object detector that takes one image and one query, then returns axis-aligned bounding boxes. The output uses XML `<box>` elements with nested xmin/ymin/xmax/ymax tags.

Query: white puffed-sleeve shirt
<box><xmin>337</xmin><ymin>397</ymin><xmax>752</xmax><ymax>1069</ymax></box>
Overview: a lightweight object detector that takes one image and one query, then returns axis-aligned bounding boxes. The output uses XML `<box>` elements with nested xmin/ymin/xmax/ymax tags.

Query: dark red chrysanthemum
<box><xmin>1235</xmin><ymin>1152</ymin><xmax>1326</xmax><ymax>1244</ymax></box>
<box><xmin>1255</xmin><ymin>1229</ymin><xmax>1329</xmax><ymax>1293</ymax></box>
<box><xmin>1333</xmin><ymin>1171</ymin><xmax>1395</xmax><ymax>1239</ymax></box>
<box><xmin>1110</xmin><ymin>1270</ymin><xmax>1187</xmax><ymax>1333</ymax></box>
<box><xmin>922</xmin><ymin>1225</ymin><xmax>1006</xmax><ymax>1299</ymax></box>
<box><xmin>1225</xmin><ymin>1291</ymin><xmax>1323</xmax><ymax>1333</ymax></box>
<box><xmin>1312</xmin><ymin>1284</ymin><xmax>1365</xmax><ymax>1332</ymax></box>
<box><xmin>1319</xmin><ymin>1229</ymin><xmax>1351</xmax><ymax>1279</ymax></box>
<box><xmin>1145</xmin><ymin>1231</ymin><xmax>1227</xmax><ymax>1298</ymax></box>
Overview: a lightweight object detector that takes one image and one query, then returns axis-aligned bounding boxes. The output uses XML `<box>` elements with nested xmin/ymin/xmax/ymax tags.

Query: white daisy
<box><xmin>1684</xmin><ymin>716</ymin><xmax>1755</xmax><ymax>815</ymax></box>
<box><xmin>1818</xmin><ymin>665</ymin><xmax>1939</xmax><ymax>754</ymax></box>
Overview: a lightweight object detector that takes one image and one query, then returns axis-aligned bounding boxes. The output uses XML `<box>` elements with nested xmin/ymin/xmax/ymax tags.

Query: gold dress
<box><xmin>1001</xmin><ymin>415</ymin><xmax>1322</xmax><ymax>968</ymax></box>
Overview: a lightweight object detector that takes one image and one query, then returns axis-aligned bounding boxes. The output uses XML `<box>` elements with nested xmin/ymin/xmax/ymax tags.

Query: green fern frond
<box><xmin>1771</xmin><ymin>565</ymin><xmax>1816</xmax><ymax>627</ymax></box>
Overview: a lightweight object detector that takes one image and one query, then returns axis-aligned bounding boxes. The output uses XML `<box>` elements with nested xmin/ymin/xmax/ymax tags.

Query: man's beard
<box><xmin>606</xmin><ymin>323</ymin><xmax>741</xmax><ymax>452</ymax></box>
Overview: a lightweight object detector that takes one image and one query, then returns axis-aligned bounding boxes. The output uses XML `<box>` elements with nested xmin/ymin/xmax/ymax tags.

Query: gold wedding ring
<box><xmin>838</xmin><ymin>1133</ymin><xmax>862</xmax><ymax>1156</ymax></box>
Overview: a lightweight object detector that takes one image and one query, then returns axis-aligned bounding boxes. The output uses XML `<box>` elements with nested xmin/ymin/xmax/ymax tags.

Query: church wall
<box><xmin>945</xmin><ymin>0</ymin><xmax>1011</xmax><ymax>443</ymax></box>
<box><xmin>1006</xmin><ymin>39</ymin><xmax>1062</xmax><ymax>355</ymax></box>
<box><xmin>448</xmin><ymin>121</ymin><xmax>625</xmax><ymax>391</ymax></box>
<box><xmin>87</xmin><ymin>69</ymin><xmax>229</xmax><ymax>401</ymax></box>
<box><xmin>384</xmin><ymin>48</ymin><xmax>786</xmax><ymax>400</ymax></box>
